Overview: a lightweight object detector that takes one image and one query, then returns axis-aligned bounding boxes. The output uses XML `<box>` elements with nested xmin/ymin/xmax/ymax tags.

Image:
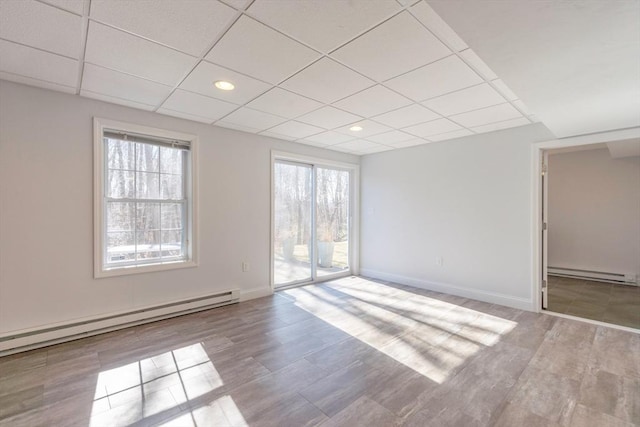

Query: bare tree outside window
<box><xmin>105</xmin><ymin>138</ymin><xmax>186</xmax><ymax>267</ymax></box>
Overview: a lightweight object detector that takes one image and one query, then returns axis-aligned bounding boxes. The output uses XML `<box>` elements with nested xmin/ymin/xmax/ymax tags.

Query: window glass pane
<box><xmin>106</xmin><ymin>231</ymin><xmax>135</xmax><ymax>263</ymax></box>
<box><xmin>161</xmin><ymin>230</ymin><xmax>182</xmax><ymax>258</ymax></box>
<box><xmin>136</xmin><ymin>202</ymin><xmax>160</xmax><ymax>261</ymax></box>
<box><xmin>160</xmin><ymin>174</ymin><xmax>183</xmax><ymax>200</ymax></box>
<box><xmin>106</xmin><ymin>139</ymin><xmax>134</xmax><ymax>170</ymax></box>
<box><xmin>107</xmin><ymin>170</ymin><xmax>134</xmax><ymax>199</ymax></box>
<box><xmin>160</xmin><ymin>147</ymin><xmax>183</xmax><ymax>174</ymax></box>
<box><xmin>316</xmin><ymin>168</ymin><xmax>350</xmax><ymax>277</ymax></box>
<box><xmin>136</xmin><ymin>142</ymin><xmax>159</xmax><ymax>172</ymax></box>
<box><xmin>106</xmin><ymin>202</ymin><xmax>134</xmax><ymax>231</ymax></box>
<box><xmin>161</xmin><ymin>203</ymin><xmax>183</xmax><ymax>230</ymax></box>
<box><xmin>136</xmin><ymin>172</ymin><xmax>160</xmax><ymax>199</ymax></box>
<box><xmin>273</xmin><ymin>162</ymin><xmax>312</xmax><ymax>286</ymax></box>
<box><xmin>136</xmin><ymin>230</ymin><xmax>161</xmax><ymax>261</ymax></box>
<box><xmin>136</xmin><ymin>202</ymin><xmax>160</xmax><ymax>232</ymax></box>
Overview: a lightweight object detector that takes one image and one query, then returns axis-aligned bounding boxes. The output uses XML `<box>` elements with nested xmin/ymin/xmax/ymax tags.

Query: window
<box><xmin>94</xmin><ymin>119</ymin><xmax>197</xmax><ymax>277</ymax></box>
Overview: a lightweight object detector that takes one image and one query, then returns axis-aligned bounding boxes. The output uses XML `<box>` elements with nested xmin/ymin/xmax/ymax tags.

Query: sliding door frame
<box><xmin>270</xmin><ymin>151</ymin><xmax>360</xmax><ymax>290</ymax></box>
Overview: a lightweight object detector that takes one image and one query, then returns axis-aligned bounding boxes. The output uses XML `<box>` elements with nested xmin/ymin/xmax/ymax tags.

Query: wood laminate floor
<box><xmin>547</xmin><ymin>276</ymin><xmax>640</xmax><ymax>329</ymax></box>
<box><xmin>1</xmin><ymin>276</ymin><xmax>638</xmax><ymax>427</ymax></box>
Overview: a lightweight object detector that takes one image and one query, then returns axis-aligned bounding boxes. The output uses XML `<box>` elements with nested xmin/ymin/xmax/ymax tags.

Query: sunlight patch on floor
<box><xmin>90</xmin><ymin>343</ymin><xmax>223</xmax><ymax>426</ymax></box>
<box><xmin>283</xmin><ymin>278</ymin><xmax>517</xmax><ymax>383</ymax></box>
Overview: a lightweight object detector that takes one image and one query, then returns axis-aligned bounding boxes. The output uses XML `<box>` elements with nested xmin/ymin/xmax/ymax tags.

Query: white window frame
<box><xmin>270</xmin><ymin>151</ymin><xmax>360</xmax><ymax>290</ymax></box>
<box><xmin>94</xmin><ymin>118</ymin><xmax>198</xmax><ymax>278</ymax></box>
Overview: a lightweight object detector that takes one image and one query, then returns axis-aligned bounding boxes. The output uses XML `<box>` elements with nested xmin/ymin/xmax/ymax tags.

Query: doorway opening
<box><xmin>271</xmin><ymin>152</ymin><xmax>359</xmax><ymax>289</ymax></box>
<box><xmin>535</xmin><ymin>131</ymin><xmax>640</xmax><ymax>330</ymax></box>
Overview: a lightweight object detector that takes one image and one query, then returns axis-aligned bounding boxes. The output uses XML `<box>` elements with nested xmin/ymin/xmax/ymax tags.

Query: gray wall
<box><xmin>548</xmin><ymin>148</ymin><xmax>640</xmax><ymax>278</ymax></box>
<box><xmin>360</xmin><ymin>123</ymin><xmax>554</xmax><ymax>310</ymax></box>
<box><xmin>0</xmin><ymin>81</ymin><xmax>358</xmax><ymax>334</ymax></box>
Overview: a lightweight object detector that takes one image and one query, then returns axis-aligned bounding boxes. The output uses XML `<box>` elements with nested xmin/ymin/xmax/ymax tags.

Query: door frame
<box><xmin>531</xmin><ymin>127</ymin><xmax>640</xmax><ymax>313</ymax></box>
<box><xmin>270</xmin><ymin>151</ymin><xmax>360</xmax><ymax>291</ymax></box>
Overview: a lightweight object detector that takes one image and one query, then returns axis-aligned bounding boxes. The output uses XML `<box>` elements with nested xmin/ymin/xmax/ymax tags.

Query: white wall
<box><xmin>0</xmin><ymin>81</ymin><xmax>358</xmax><ymax>334</ymax></box>
<box><xmin>360</xmin><ymin>123</ymin><xmax>554</xmax><ymax>310</ymax></box>
<box><xmin>548</xmin><ymin>148</ymin><xmax>640</xmax><ymax>278</ymax></box>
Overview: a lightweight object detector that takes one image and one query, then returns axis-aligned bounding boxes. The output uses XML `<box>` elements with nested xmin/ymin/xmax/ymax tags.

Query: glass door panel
<box><xmin>274</xmin><ymin>162</ymin><xmax>312</xmax><ymax>287</ymax></box>
<box><xmin>316</xmin><ymin>167</ymin><xmax>350</xmax><ymax>278</ymax></box>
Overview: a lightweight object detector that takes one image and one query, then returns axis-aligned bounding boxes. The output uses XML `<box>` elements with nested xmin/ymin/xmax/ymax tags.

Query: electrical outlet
<box><xmin>436</xmin><ymin>256</ymin><xmax>443</xmax><ymax>267</ymax></box>
<box><xmin>242</xmin><ymin>262</ymin><xmax>249</xmax><ymax>272</ymax></box>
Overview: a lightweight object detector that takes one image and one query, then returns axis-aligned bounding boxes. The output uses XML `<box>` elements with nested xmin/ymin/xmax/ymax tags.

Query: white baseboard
<box><xmin>240</xmin><ymin>286</ymin><xmax>273</xmax><ymax>302</ymax></box>
<box><xmin>360</xmin><ymin>268</ymin><xmax>534</xmax><ymax>311</ymax></box>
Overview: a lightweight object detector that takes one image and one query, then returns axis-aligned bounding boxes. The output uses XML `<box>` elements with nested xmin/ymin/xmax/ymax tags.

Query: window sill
<box><xmin>95</xmin><ymin>260</ymin><xmax>197</xmax><ymax>279</ymax></box>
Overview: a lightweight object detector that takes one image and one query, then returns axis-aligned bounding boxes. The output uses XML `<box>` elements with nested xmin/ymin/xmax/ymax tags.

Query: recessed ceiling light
<box><xmin>349</xmin><ymin>125</ymin><xmax>363</xmax><ymax>132</ymax></box>
<box><xmin>214</xmin><ymin>80</ymin><xmax>235</xmax><ymax>91</ymax></box>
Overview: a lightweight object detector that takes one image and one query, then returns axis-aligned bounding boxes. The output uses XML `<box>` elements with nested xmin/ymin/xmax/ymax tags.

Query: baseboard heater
<box><xmin>0</xmin><ymin>289</ymin><xmax>240</xmax><ymax>356</ymax></box>
<box><xmin>548</xmin><ymin>267</ymin><xmax>637</xmax><ymax>285</ymax></box>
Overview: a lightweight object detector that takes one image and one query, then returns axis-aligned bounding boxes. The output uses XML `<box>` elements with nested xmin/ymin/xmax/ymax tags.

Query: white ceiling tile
<box><xmin>39</xmin><ymin>0</ymin><xmax>85</xmax><ymax>15</ymax></box>
<box><xmin>334</xmin><ymin>85</ymin><xmax>412</xmax><ymax>118</ymax></box>
<box><xmin>297</xmin><ymin>139</ymin><xmax>332</xmax><ymax>148</ymax></box>
<box><xmin>260</xmin><ymin>131</ymin><xmax>296</xmax><ymax>141</ymax></box>
<box><xmin>427</xmin><ymin>129</ymin><xmax>473</xmax><ymax>141</ymax></box>
<box><xmin>0</xmin><ymin>0</ymin><xmax>82</xmax><ymax>58</ymax></box>
<box><xmin>410</xmin><ymin>1</ymin><xmax>467</xmax><ymax>52</ymax></box>
<box><xmin>450</xmin><ymin>103</ymin><xmax>522</xmax><ymax>128</ymax></box>
<box><xmin>0</xmin><ymin>40</ymin><xmax>78</xmax><ymax>87</ymax></box>
<box><xmin>385</xmin><ymin>55</ymin><xmax>482</xmax><ymax>101</ymax></box>
<box><xmin>459</xmin><ymin>49</ymin><xmax>497</xmax><ymax>80</ymax></box>
<box><xmin>332</xmin><ymin>12</ymin><xmax>450</xmax><ymax>82</ymax></box>
<box><xmin>334</xmin><ymin>119</ymin><xmax>392</xmax><ymax>138</ymax></box>
<box><xmin>402</xmin><ymin>118</ymin><xmax>462</xmax><ymax>137</ymax></box>
<box><xmin>281</xmin><ymin>57</ymin><xmax>374</xmax><ymax>104</ymax></box>
<box><xmin>215</xmin><ymin>121</ymin><xmax>262</xmax><ymax>133</ymax></box>
<box><xmin>360</xmin><ymin>144</ymin><xmax>394</xmax><ymax>154</ymax></box>
<box><xmin>296</xmin><ymin>106</ymin><xmax>362</xmax><ymax>129</ymax></box>
<box><xmin>91</xmin><ymin>0</ymin><xmax>236</xmax><ymax>56</ymax></box>
<box><xmin>85</xmin><ymin>22</ymin><xmax>197</xmax><ymax>85</ymax></box>
<box><xmin>328</xmin><ymin>144</ymin><xmax>357</xmax><ymax>154</ymax></box>
<box><xmin>422</xmin><ymin>83</ymin><xmax>506</xmax><ymax>116</ymax></box>
<box><xmin>512</xmin><ymin>99</ymin><xmax>531</xmax><ymax>116</ymax></box>
<box><xmin>491</xmin><ymin>79</ymin><xmax>518</xmax><ymax>101</ymax></box>
<box><xmin>82</xmin><ymin>64</ymin><xmax>172</xmax><ymax>106</ymax></box>
<box><xmin>471</xmin><ymin>117</ymin><xmax>531</xmax><ymax>134</ymax></box>
<box><xmin>219</xmin><ymin>0</ymin><xmax>250</xmax><ymax>10</ymax></box>
<box><xmin>217</xmin><ymin>107</ymin><xmax>287</xmax><ymax>131</ymax></box>
<box><xmin>301</xmin><ymin>131</ymin><xmax>355</xmax><ymax>145</ymax></box>
<box><xmin>161</xmin><ymin>89</ymin><xmax>239</xmax><ymax>121</ymax></box>
<box><xmin>365</xmin><ymin>130</ymin><xmax>415</xmax><ymax>144</ymax></box>
<box><xmin>332</xmin><ymin>139</ymin><xmax>385</xmax><ymax>153</ymax></box>
<box><xmin>206</xmin><ymin>16</ymin><xmax>320</xmax><ymax>84</ymax></box>
<box><xmin>247</xmin><ymin>0</ymin><xmax>400</xmax><ymax>53</ymax></box>
<box><xmin>371</xmin><ymin>104</ymin><xmax>440</xmax><ymax>128</ymax></box>
<box><xmin>387</xmin><ymin>138</ymin><xmax>428</xmax><ymax>148</ymax></box>
<box><xmin>247</xmin><ymin>88</ymin><xmax>322</xmax><ymax>119</ymax></box>
<box><xmin>179</xmin><ymin>61</ymin><xmax>270</xmax><ymax>105</ymax></box>
<box><xmin>82</xmin><ymin>90</ymin><xmax>156</xmax><ymax>111</ymax></box>
<box><xmin>156</xmin><ymin>107</ymin><xmax>215</xmax><ymax>123</ymax></box>
<box><xmin>396</xmin><ymin>0</ymin><xmax>420</xmax><ymax>7</ymax></box>
<box><xmin>261</xmin><ymin>121</ymin><xmax>324</xmax><ymax>140</ymax></box>
<box><xmin>0</xmin><ymin>71</ymin><xmax>76</xmax><ymax>94</ymax></box>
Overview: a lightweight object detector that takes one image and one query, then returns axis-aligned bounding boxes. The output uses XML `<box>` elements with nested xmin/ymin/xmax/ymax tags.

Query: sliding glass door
<box><xmin>273</xmin><ymin>158</ymin><xmax>353</xmax><ymax>288</ymax></box>
<box><xmin>273</xmin><ymin>161</ymin><xmax>313</xmax><ymax>285</ymax></box>
<box><xmin>316</xmin><ymin>167</ymin><xmax>350</xmax><ymax>278</ymax></box>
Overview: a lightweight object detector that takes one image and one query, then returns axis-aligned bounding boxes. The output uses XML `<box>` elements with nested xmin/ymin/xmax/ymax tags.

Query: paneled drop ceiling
<box><xmin>0</xmin><ymin>0</ymin><xmax>539</xmax><ymax>155</ymax></box>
